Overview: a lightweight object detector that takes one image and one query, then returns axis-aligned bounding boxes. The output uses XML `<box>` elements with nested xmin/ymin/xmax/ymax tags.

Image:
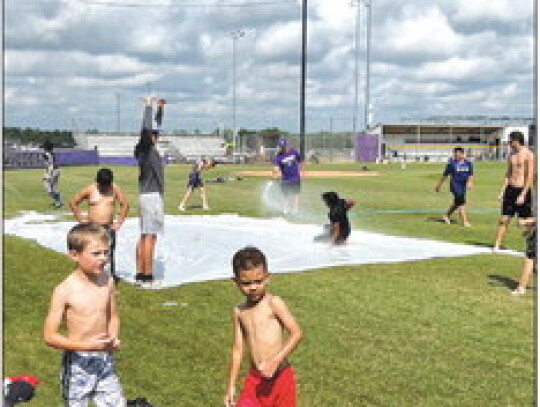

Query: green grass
<box><xmin>3</xmin><ymin>162</ymin><xmax>534</xmax><ymax>406</ymax></box>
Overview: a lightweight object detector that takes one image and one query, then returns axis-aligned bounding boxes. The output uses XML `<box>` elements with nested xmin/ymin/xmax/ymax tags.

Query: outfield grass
<box><xmin>3</xmin><ymin>162</ymin><xmax>534</xmax><ymax>406</ymax></box>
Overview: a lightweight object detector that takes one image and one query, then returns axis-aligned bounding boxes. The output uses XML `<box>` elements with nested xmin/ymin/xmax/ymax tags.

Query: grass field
<box><xmin>3</xmin><ymin>162</ymin><xmax>534</xmax><ymax>406</ymax></box>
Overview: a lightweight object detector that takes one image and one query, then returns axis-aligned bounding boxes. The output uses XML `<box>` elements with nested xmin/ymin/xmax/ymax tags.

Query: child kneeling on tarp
<box><xmin>314</xmin><ymin>191</ymin><xmax>355</xmax><ymax>245</ymax></box>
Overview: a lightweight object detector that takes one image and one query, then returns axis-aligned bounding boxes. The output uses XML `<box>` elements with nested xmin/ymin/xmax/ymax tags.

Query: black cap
<box><xmin>4</xmin><ymin>381</ymin><xmax>36</xmax><ymax>406</ymax></box>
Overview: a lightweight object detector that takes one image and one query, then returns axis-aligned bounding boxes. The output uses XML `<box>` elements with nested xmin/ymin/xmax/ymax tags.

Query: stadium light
<box><xmin>364</xmin><ymin>0</ymin><xmax>372</xmax><ymax>132</ymax></box>
<box><xmin>114</xmin><ymin>92</ymin><xmax>120</xmax><ymax>133</ymax></box>
<box><xmin>300</xmin><ymin>0</ymin><xmax>307</xmax><ymax>160</ymax></box>
<box><xmin>231</xmin><ymin>29</ymin><xmax>245</xmax><ymax>154</ymax></box>
<box><xmin>351</xmin><ymin>0</ymin><xmax>361</xmax><ymax>138</ymax></box>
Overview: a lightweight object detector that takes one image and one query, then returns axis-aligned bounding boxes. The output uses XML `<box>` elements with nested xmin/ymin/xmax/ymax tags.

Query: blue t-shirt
<box><xmin>274</xmin><ymin>149</ymin><xmax>302</xmax><ymax>184</ymax></box>
<box><xmin>443</xmin><ymin>159</ymin><xmax>473</xmax><ymax>196</ymax></box>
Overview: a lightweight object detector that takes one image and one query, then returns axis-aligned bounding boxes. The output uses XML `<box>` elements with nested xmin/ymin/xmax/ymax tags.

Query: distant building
<box><xmin>369</xmin><ymin>116</ymin><xmax>534</xmax><ymax>162</ymax></box>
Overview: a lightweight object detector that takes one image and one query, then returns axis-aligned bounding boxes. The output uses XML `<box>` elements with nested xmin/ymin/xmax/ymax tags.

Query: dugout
<box><xmin>370</xmin><ymin>117</ymin><xmax>533</xmax><ymax>162</ymax></box>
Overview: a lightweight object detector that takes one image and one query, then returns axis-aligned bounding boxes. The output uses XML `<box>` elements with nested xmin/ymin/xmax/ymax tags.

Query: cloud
<box><xmin>4</xmin><ymin>0</ymin><xmax>534</xmax><ymax>132</ymax></box>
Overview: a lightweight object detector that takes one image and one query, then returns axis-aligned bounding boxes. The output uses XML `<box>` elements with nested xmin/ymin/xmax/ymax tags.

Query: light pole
<box><xmin>231</xmin><ymin>29</ymin><xmax>245</xmax><ymax>154</ymax></box>
<box><xmin>352</xmin><ymin>0</ymin><xmax>372</xmax><ymax>134</ymax></box>
<box><xmin>114</xmin><ymin>92</ymin><xmax>120</xmax><ymax>133</ymax></box>
<box><xmin>364</xmin><ymin>0</ymin><xmax>372</xmax><ymax>132</ymax></box>
<box><xmin>352</xmin><ymin>0</ymin><xmax>361</xmax><ymax>138</ymax></box>
<box><xmin>299</xmin><ymin>0</ymin><xmax>307</xmax><ymax>161</ymax></box>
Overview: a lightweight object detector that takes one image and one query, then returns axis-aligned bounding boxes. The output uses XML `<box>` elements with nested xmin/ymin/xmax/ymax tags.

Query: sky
<box><xmin>4</xmin><ymin>0</ymin><xmax>535</xmax><ymax>133</ymax></box>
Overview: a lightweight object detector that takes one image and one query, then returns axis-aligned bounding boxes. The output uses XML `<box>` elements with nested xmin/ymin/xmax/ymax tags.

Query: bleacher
<box><xmin>73</xmin><ymin>133</ymin><xmax>227</xmax><ymax>164</ymax></box>
<box><xmin>165</xmin><ymin>137</ymin><xmax>225</xmax><ymax>160</ymax></box>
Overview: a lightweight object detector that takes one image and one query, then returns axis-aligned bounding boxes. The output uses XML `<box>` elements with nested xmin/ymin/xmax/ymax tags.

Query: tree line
<box><xmin>4</xmin><ymin>127</ymin><xmax>76</xmax><ymax>148</ymax></box>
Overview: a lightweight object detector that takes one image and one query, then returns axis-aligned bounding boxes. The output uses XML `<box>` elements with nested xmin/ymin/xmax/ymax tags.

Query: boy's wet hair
<box><xmin>67</xmin><ymin>223</ymin><xmax>110</xmax><ymax>252</ymax></box>
<box><xmin>509</xmin><ymin>131</ymin><xmax>525</xmax><ymax>146</ymax></box>
<box><xmin>96</xmin><ymin>168</ymin><xmax>113</xmax><ymax>186</ymax></box>
<box><xmin>322</xmin><ymin>191</ymin><xmax>339</xmax><ymax>207</ymax></box>
<box><xmin>453</xmin><ymin>147</ymin><xmax>464</xmax><ymax>154</ymax></box>
<box><xmin>232</xmin><ymin>246</ymin><xmax>268</xmax><ymax>277</ymax></box>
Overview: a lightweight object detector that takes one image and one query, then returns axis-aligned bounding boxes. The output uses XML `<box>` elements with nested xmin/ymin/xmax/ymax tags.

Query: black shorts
<box><xmin>501</xmin><ymin>186</ymin><xmax>532</xmax><ymax>218</ymax></box>
<box><xmin>281</xmin><ymin>182</ymin><xmax>300</xmax><ymax>196</ymax></box>
<box><xmin>526</xmin><ymin>229</ymin><xmax>536</xmax><ymax>260</ymax></box>
<box><xmin>187</xmin><ymin>173</ymin><xmax>203</xmax><ymax>188</ymax></box>
<box><xmin>103</xmin><ymin>226</ymin><xmax>117</xmax><ymax>278</ymax></box>
<box><xmin>452</xmin><ymin>193</ymin><xmax>466</xmax><ymax>206</ymax></box>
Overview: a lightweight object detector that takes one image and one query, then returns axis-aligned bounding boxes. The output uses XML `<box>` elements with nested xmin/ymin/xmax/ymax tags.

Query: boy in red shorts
<box><xmin>224</xmin><ymin>247</ymin><xmax>303</xmax><ymax>407</ymax></box>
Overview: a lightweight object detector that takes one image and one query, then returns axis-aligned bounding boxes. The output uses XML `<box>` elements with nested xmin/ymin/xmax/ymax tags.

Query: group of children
<box><xmin>40</xmin><ymin>112</ymin><xmax>533</xmax><ymax>406</ymax></box>
<box><xmin>43</xmin><ymin>162</ymin><xmax>351</xmax><ymax>407</ymax></box>
<box><xmin>44</xmin><ymin>223</ymin><xmax>303</xmax><ymax>406</ymax></box>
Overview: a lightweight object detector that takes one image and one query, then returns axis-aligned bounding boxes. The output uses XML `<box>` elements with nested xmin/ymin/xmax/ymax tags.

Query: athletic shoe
<box><xmin>177</xmin><ymin>205</ymin><xmax>186</xmax><ymax>211</ymax></box>
<box><xmin>139</xmin><ymin>280</ymin><xmax>162</xmax><ymax>290</ymax></box>
<box><xmin>203</xmin><ymin>205</ymin><xmax>210</xmax><ymax>211</ymax></box>
<box><xmin>511</xmin><ymin>287</ymin><xmax>526</xmax><ymax>296</ymax></box>
<box><xmin>442</xmin><ymin>215</ymin><xmax>451</xmax><ymax>225</ymax></box>
<box><xmin>463</xmin><ymin>222</ymin><xmax>472</xmax><ymax>228</ymax></box>
<box><xmin>127</xmin><ymin>397</ymin><xmax>155</xmax><ymax>407</ymax></box>
<box><xmin>492</xmin><ymin>247</ymin><xmax>501</xmax><ymax>254</ymax></box>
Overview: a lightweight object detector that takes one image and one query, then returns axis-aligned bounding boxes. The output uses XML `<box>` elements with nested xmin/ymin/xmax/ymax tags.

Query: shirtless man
<box><xmin>225</xmin><ymin>247</ymin><xmax>303</xmax><ymax>407</ymax></box>
<box><xmin>493</xmin><ymin>131</ymin><xmax>535</xmax><ymax>252</ymax></box>
<box><xmin>43</xmin><ymin>223</ymin><xmax>125</xmax><ymax>407</ymax></box>
<box><xmin>69</xmin><ymin>168</ymin><xmax>129</xmax><ymax>281</ymax></box>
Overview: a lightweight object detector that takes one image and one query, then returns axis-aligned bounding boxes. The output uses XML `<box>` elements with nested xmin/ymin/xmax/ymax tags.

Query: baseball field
<box><xmin>3</xmin><ymin>161</ymin><xmax>533</xmax><ymax>406</ymax></box>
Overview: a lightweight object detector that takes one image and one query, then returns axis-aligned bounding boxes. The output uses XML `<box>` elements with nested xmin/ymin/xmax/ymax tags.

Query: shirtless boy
<box><xmin>225</xmin><ymin>247</ymin><xmax>303</xmax><ymax>407</ymax></box>
<box><xmin>493</xmin><ymin>131</ymin><xmax>535</xmax><ymax>252</ymax></box>
<box><xmin>43</xmin><ymin>223</ymin><xmax>125</xmax><ymax>407</ymax></box>
<box><xmin>69</xmin><ymin>168</ymin><xmax>129</xmax><ymax>281</ymax></box>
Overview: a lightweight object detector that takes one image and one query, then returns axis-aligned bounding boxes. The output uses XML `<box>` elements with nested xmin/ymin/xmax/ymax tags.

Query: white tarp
<box><xmin>4</xmin><ymin>211</ymin><xmax>518</xmax><ymax>288</ymax></box>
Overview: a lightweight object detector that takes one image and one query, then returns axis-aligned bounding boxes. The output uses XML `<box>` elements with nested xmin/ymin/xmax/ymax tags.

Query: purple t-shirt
<box><xmin>274</xmin><ymin>149</ymin><xmax>302</xmax><ymax>184</ymax></box>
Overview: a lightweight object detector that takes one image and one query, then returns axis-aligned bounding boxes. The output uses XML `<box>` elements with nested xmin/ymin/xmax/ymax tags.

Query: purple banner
<box><xmin>55</xmin><ymin>149</ymin><xmax>99</xmax><ymax>166</ymax></box>
<box><xmin>355</xmin><ymin>134</ymin><xmax>379</xmax><ymax>163</ymax></box>
<box><xmin>98</xmin><ymin>156</ymin><xmax>138</xmax><ymax>166</ymax></box>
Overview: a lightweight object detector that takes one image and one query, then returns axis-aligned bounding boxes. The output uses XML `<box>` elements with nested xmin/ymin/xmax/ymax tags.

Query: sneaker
<box><xmin>139</xmin><ymin>280</ymin><xmax>162</xmax><ymax>290</ymax></box>
<box><xmin>442</xmin><ymin>215</ymin><xmax>451</xmax><ymax>225</ymax></box>
<box><xmin>134</xmin><ymin>275</ymin><xmax>144</xmax><ymax>287</ymax></box>
<box><xmin>511</xmin><ymin>287</ymin><xmax>526</xmax><ymax>296</ymax></box>
<box><xmin>492</xmin><ymin>246</ymin><xmax>501</xmax><ymax>254</ymax></box>
<box><xmin>463</xmin><ymin>222</ymin><xmax>472</xmax><ymax>228</ymax></box>
<box><xmin>203</xmin><ymin>205</ymin><xmax>210</xmax><ymax>211</ymax></box>
<box><xmin>177</xmin><ymin>205</ymin><xmax>185</xmax><ymax>211</ymax></box>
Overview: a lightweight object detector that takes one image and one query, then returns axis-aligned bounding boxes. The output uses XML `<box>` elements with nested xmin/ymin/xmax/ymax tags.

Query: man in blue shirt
<box><xmin>435</xmin><ymin>147</ymin><xmax>474</xmax><ymax>227</ymax></box>
<box><xmin>272</xmin><ymin>139</ymin><xmax>304</xmax><ymax>215</ymax></box>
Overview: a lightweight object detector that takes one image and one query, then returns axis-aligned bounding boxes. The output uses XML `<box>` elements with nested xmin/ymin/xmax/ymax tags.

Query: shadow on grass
<box><xmin>425</xmin><ymin>216</ymin><xmax>457</xmax><ymax>224</ymax></box>
<box><xmin>464</xmin><ymin>240</ymin><xmax>498</xmax><ymax>249</ymax></box>
<box><xmin>488</xmin><ymin>274</ymin><xmax>517</xmax><ymax>289</ymax></box>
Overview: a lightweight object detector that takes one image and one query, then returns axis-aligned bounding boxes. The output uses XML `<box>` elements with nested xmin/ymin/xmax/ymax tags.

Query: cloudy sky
<box><xmin>4</xmin><ymin>0</ymin><xmax>535</xmax><ymax>133</ymax></box>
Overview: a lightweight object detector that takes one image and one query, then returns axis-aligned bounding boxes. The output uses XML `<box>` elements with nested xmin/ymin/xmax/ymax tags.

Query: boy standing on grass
<box><xmin>434</xmin><ymin>147</ymin><xmax>474</xmax><ymax>227</ymax></box>
<box><xmin>43</xmin><ymin>223</ymin><xmax>125</xmax><ymax>407</ymax></box>
<box><xmin>69</xmin><ymin>168</ymin><xmax>130</xmax><ymax>283</ymax></box>
<box><xmin>225</xmin><ymin>247</ymin><xmax>303</xmax><ymax>407</ymax></box>
<box><xmin>177</xmin><ymin>157</ymin><xmax>216</xmax><ymax>211</ymax></box>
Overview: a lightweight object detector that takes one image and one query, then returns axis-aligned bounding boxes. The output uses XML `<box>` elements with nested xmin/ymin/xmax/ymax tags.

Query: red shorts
<box><xmin>237</xmin><ymin>365</ymin><xmax>296</xmax><ymax>407</ymax></box>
